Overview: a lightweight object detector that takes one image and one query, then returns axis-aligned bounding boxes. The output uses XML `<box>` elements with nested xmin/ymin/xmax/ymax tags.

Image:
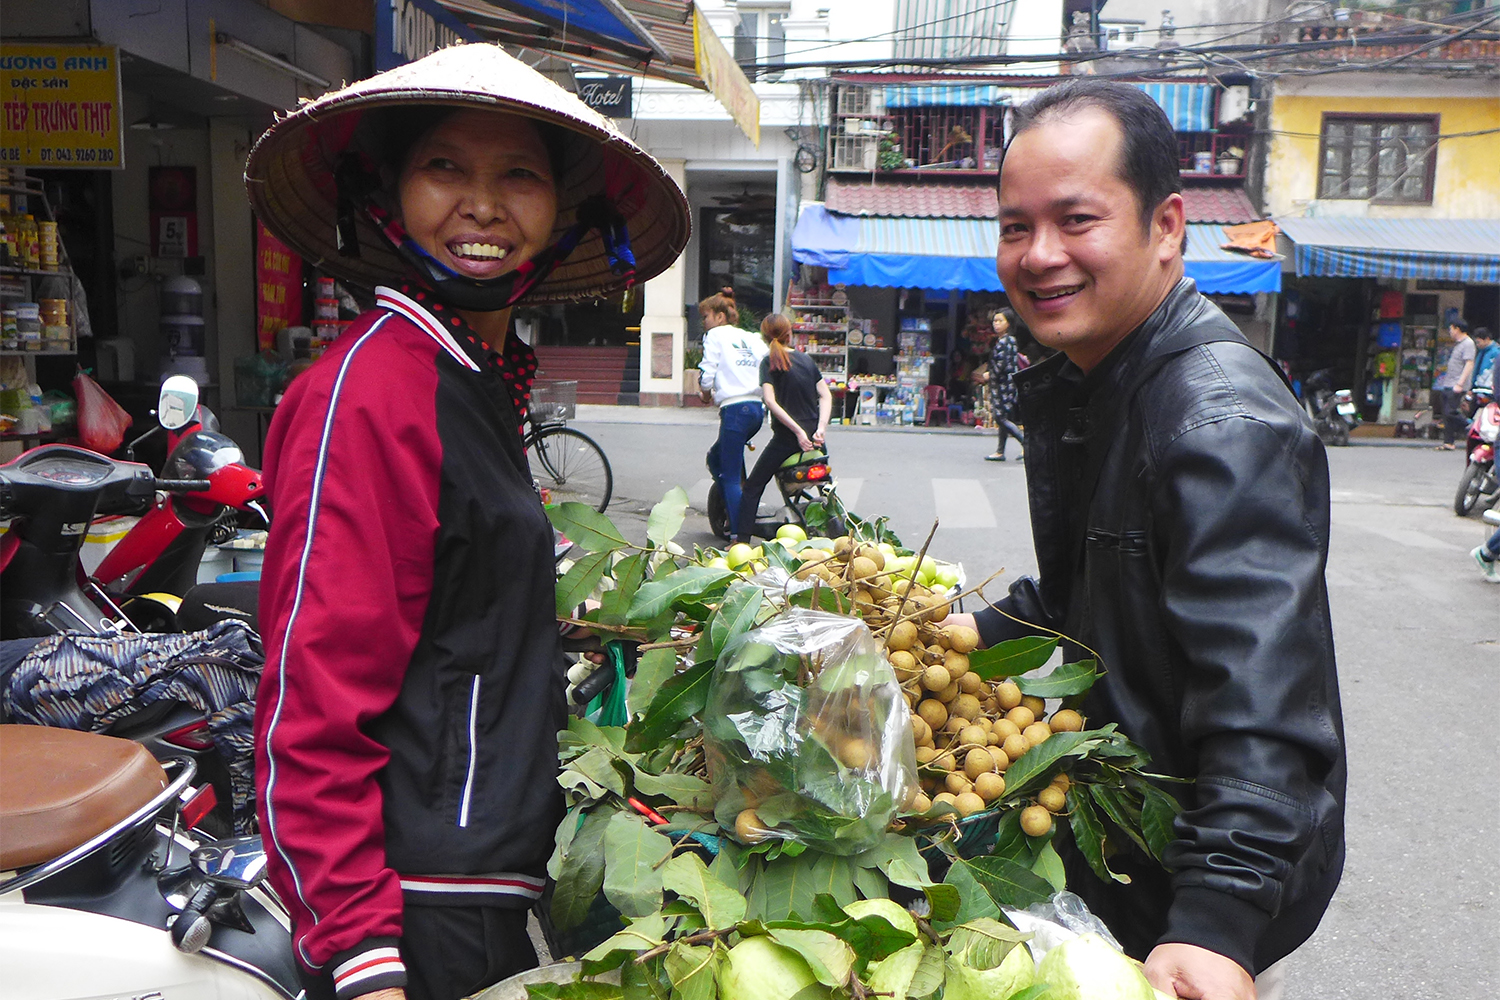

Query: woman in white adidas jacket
<box><xmin>697</xmin><ymin>287</ymin><xmax>767</xmax><ymax>541</ymax></box>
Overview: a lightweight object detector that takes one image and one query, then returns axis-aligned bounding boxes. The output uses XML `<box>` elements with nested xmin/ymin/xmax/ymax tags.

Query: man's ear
<box><xmin>1155</xmin><ymin>192</ymin><xmax>1187</xmax><ymax>263</ymax></box>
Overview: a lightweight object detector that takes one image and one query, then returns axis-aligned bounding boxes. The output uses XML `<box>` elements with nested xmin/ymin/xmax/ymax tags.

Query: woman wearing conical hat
<box><xmin>246</xmin><ymin>44</ymin><xmax>688</xmax><ymax>1000</ymax></box>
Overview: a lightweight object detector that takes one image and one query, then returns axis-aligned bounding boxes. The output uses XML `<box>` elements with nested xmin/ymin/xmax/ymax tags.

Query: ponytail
<box><xmin>762</xmin><ymin>313</ymin><xmax>794</xmax><ymax>371</ymax></box>
<box><xmin>698</xmin><ymin>286</ymin><xmax>739</xmax><ymax>328</ymax></box>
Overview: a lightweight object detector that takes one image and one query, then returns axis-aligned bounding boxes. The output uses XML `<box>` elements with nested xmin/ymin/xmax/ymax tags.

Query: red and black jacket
<box><xmin>254</xmin><ymin>286</ymin><xmax>566</xmax><ymax>999</ymax></box>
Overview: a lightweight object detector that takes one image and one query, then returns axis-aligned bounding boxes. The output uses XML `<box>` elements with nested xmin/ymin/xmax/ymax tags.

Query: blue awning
<box><xmin>794</xmin><ymin>207</ymin><xmax>1278</xmax><ymax>295</ymax></box>
<box><xmin>884</xmin><ymin>84</ymin><xmax>1012</xmax><ymax>108</ymax></box>
<box><xmin>1135</xmin><ymin>83</ymin><xmax>1213</xmax><ymax>132</ymax></box>
<box><xmin>1184</xmin><ymin>225</ymin><xmax>1281</xmax><ymax>294</ymax></box>
<box><xmin>1276</xmin><ymin>217</ymin><xmax>1500</xmax><ymax>283</ymax></box>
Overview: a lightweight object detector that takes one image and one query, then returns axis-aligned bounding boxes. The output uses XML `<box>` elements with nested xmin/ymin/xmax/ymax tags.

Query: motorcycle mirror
<box><xmin>158</xmin><ymin>376</ymin><xmax>201</xmax><ymax>432</ymax></box>
<box><xmin>189</xmin><ymin>835</ymin><xmax>270</xmax><ymax>891</ymax></box>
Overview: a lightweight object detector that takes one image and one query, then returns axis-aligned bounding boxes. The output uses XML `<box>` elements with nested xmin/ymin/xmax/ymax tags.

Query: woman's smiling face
<box><xmin>396</xmin><ymin>109</ymin><xmax>559</xmax><ymax>281</ymax></box>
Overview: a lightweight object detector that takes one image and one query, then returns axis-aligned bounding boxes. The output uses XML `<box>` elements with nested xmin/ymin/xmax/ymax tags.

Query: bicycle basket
<box><xmin>530</xmin><ymin>380</ymin><xmax>577</xmax><ymax>424</ymax></box>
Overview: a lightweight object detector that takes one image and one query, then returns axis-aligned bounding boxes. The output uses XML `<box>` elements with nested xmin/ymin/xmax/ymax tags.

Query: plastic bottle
<box><xmin>19</xmin><ymin>215</ymin><xmax>39</xmax><ymax>270</ymax></box>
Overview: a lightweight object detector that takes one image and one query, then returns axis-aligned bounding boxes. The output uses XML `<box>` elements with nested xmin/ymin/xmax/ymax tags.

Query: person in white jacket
<box><xmin>698</xmin><ymin>287</ymin><xmax>767</xmax><ymax>539</ymax></box>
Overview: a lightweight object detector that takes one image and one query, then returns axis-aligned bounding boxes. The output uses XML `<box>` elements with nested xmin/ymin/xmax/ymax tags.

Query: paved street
<box><xmin>572</xmin><ymin>408</ymin><xmax>1499</xmax><ymax>1000</ymax></box>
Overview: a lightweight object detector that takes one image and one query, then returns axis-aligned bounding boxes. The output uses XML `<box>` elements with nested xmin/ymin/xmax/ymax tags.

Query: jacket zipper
<box><xmin>457</xmin><ymin>675</ymin><xmax>480</xmax><ymax>828</ymax></box>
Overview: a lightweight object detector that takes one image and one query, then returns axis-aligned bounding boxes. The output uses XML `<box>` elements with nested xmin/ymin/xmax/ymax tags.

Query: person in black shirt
<box><xmin>734</xmin><ymin>313</ymin><xmax>832</xmax><ymax>543</ymax></box>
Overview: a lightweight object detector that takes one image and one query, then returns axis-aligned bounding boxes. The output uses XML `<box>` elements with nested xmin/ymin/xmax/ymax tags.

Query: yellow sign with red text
<box><xmin>1</xmin><ymin>44</ymin><xmax>124</xmax><ymax>169</ymax></box>
<box><xmin>692</xmin><ymin>10</ymin><xmax>759</xmax><ymax>148</ymax></box>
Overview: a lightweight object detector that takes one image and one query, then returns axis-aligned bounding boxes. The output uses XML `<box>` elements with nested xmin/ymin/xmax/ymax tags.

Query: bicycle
<box><xmin>526</xmin><ymin>381</ymin><xmax>613</xmax><ymax>513</ymax></box>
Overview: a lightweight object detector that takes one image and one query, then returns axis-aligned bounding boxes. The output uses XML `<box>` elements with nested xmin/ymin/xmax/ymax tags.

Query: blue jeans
<box><xmin>708</xmin><ymin>401</ymin><xmax>763</xmax><ymax>536</ymax></box>
<box><xmin>737</xmin><ymin>433</ymin><xmax>804</xmax><ymax>542</ymax></box>
<box><xmin>1485</xmin><ymin>527</ymin><xmax>1500</xmax><ymax>560</ymax></box>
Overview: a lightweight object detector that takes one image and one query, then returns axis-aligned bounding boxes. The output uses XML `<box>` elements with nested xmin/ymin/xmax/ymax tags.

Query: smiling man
<box><xmin>944</xmin><ymin>81</ymin><xmax>1347</xmax><ymax>1000</ymax></box>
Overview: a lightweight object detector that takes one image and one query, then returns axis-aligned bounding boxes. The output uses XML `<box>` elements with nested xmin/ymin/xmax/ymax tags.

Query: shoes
<box><xmin>1472</xmin><ymin>546</ymin><xmax>1500</xmax><ymax>583</ymax></box>
<box><xmin>985</xmin><ymin>453</ymin><xmax>1007</xmax><ymax>462</ymax></box>
<box><xmin>1435</xmin><ymin>443</ymin><xmax>1457</xmax><ymax>451</ymax></box>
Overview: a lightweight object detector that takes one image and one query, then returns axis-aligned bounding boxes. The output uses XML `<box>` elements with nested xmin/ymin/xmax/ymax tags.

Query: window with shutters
<box><xmin>1318</xmin><ymin>114</ymin><xmax>1438</xmax><ymax>204</ymax></box>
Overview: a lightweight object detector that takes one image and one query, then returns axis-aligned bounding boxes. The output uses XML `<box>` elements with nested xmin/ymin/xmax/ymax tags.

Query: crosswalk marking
<box><xmin>932</xmin><ymin>479</ymin><xmax>997</xmax><ymax>529</ymax></box>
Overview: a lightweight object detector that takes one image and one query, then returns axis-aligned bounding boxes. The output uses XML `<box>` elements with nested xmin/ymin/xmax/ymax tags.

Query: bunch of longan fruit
<box><xmin>791</xmin><ymin>539</ymin><xmax>956</xmax><ymax>628</ymax></box>
<box><xmin>889</xmin><ymin>621</ymin><xmax>1083</xmax><ymax>827</ymax></box>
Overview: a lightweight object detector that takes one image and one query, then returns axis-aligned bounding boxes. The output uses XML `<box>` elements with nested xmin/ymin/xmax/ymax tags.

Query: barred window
<box><xmin>1318</xmin><ymin>114</ymin><xmax>1438</xmax><ymax>204</ymax></box>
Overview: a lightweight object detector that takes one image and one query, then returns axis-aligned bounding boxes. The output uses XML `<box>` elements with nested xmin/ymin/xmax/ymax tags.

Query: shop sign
<box><xmin>257</xmin><ymin>220</ymin><xmax>304</xmax><ymax>352</ymax></box>
<box><xmin>376</xmin><ymin>0</ymin><xmax>480</xmax><ymax>71</ymax></box>
<box><xmin>576</xmin><ymin>76</ymin><xmax>633</xmax><ymax>119</ymax></box>
<box><xmin>0</xmin><ymin>43</ymin><xmax>123</xmax><ymax>169</ymax></box>
<box><xmin>691</xmin><ymin>8</ymin><xmax>759</xmax><ymax>147</ymax></box>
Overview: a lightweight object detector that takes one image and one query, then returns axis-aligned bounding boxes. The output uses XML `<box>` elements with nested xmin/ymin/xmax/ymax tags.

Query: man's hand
<box><xmin>700</xmin><ymin>388</ymin><xmax>714</xmax><ymax>404</ymax></box>
<box><xmin>1144</xmin><ymin>943</ymin><xmax>1256</xmax><ymax>1000</ymax></box>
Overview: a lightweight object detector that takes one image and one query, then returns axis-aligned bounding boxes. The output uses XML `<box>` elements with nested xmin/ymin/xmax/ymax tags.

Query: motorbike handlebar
<box><xmin>155</xmin><ymin>479</ymin><xmax>212</xmax><ymax>493</ymax></box>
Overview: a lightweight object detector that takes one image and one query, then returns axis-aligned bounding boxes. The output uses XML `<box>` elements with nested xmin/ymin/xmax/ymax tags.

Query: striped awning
<box><xmin>884</xmin><ymin>84</ymin><xmax>1016</xmax><ymax>108</ymax></box>
<box><xmin>1277</xmin><ymin>217</ymin><xmax>1500</xmax><ymax>283</ymax></box>
<box><xmin>1135</xmin><ymin>83</ymin><xmax>1213</xmax><ymax>132</ymax></box>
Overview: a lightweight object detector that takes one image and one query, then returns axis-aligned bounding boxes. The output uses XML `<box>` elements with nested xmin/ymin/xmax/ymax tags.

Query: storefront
<box><xmin>791</xmin><ymin>199</ymin><xmax>1282</xmax><ymax>425</ymax></box>
<box><xmin>1275</xmin><ymin>217</ymin><xmax>1500</xmax><ymax>426</ymax></box>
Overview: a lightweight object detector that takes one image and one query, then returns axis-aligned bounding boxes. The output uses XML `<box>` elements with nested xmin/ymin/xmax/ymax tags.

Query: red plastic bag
<box><xmin>73</xmin><ymin>371</ymin><xmax>133</xmax><ymax>455</ymax></box>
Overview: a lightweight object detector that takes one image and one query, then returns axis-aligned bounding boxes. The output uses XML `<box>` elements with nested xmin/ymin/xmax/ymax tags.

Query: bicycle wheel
<box><xmin>529</xmin><ymin>426</ymin><xmax>613</xmax><ymax>513</ymax></box>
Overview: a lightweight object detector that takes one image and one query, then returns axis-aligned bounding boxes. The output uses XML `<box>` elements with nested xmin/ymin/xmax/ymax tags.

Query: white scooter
<box><xmin>0</xmin><ymin>725</ymin><xmax>299</xmax><ymax>999</ymax></box>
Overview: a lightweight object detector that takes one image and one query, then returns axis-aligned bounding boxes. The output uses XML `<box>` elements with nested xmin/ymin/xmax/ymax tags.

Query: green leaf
<box><xmin>620</xmin><ymin>954</ymin><xmax>671</xmax><ymax>1000</ymax></box>
<box><xmin>1067</xmin><ymin>791</ymin><xmax>1129</xmax><ymax>885</ymax></box>
<box><xmin>556</xmin><ymin>549</ymin><xmax>614</xmax><ymax>617</ymax></box>
<box><xmin>632</xmin><ymin>770</ymin><xmax>713</xmax><ymax>812</ymax></box>
<box><xmin>627</xmin><ymin>647</ymin><xmax>678</xmax><ymax>719</ymax></box>
<box><xmin>1015</xmin><ymin>659</ymin><xmax>1097</xmax><ymax>699</ymax></box>
<box><xmin>765</xmin><ymin>928</ymin><xmax>855</xmax><ymax>988</ymax></box>
<box><xmin>1135</xmin><ymin>779</ymin><xmax>1182</xmax><ymax>861</ymax></box>
<box><xmin>646</xmin><ymin>487</ymin><xmax>690</xmax><ymax>547</ymax></box>
<box><xmin>853</xmin><ymin>835</ymin><xmax>934</xmax><ymax>891</ymax></box>
<box><xmin>999</xmin><ymin>731</ymin><xmax>1100</xmax><ymax>799</ymax></box>
<box><xmin>941</xmin><ymin>858</ymin><xmax>1000</xmax><ymax>926</ymax></box>
<box><xmin>580</xmin><ymin>912</ymin><xmax>667</xmax><ymax>974</ymax></box>
<box><xmin>629</xmin><ymin>565</ymin><xmax>734</xmax><ymax>621</ymax></box>
<box><xmin>625</xmin><ymin>661</ymin><xmax>713</xmax><ymax>753</ymax></box>
<box><xmin>748</xmin><ymin>852</ymin><xmax>825</xmax><ymax>923</ymax></box>
<box><xmin>525</xmin><ymin>983</ymin><xmax>625</xmax><ymax>1000</ymax></box>
<box><xmin>664</xmin><ymin>942</ymin><xmax>717</xmax><ymax>1000</ymax></box>
<box><xmin>549</xmin><ymin>502</ymin><xmax>631</xmax><ymax>553</ymax></box>
<box><xmin>967</xmin><ymin>636</ymin><xmax>1058</xmax><ymax>680</ymax></box>
<box><xmin>661</xmin><ymin>853</ymin><xmax>747</xmax><ymax>928</ymax></box>
<box><xmin>948</xmin><ymin>918</ymin><xmax>1030</xmax><ymax>970</ymax></box>
<box><xmin>551</xmin><ymin>807</ymin><xmax>614</xmax><ymax>930</ymax></box>
<box><xmin>600</xmin><ymin>553</ymin><xmax>650</xmax><ymax>627</ymax></box>
<box><xmin>705</xmin><ymin>582</ymin><xmax>767</xmax><ymax>665</ymax></box>
<box><xmin>852</xmin><ymin>864</ymin><xmax>887</xmax><ymax>902</ymax></box>
<box><xmin>945</xmin><ymin>855</ymin><xmax>1054</xmax><ymax>913</ymax></box>
<box><xmin>1031</xmin><ymin>841</ymin><xmax>1067</xmax><ymax>893</ymax></box>
<box><xmin>1087</xmin><ymin>783</ymin><xmax>1152</xmax><ymax>857</ymax></box>
<box><xmin>921</xmin><ymin>882</ymin><xmax>962</xmax><ymax>924</ymax></box>
<box><xmin>906</xmin><ymin>944</ymin><xmax>947</xmax><ymax>999</ymax></box>
<box><xmin>569</xmin><ymin>747</ymin><xmax>627</xmax><ymax>798</ymax></box>
<box><xmin>601</xmin><ymin>811</ymin><xmax>674</xmax><ymax>918</ymax></box>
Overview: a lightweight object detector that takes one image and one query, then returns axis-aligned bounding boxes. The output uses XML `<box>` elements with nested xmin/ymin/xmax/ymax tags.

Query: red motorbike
<box><xmin>1456</xmin><ymin>396</ymin><xmax>1500</xmax><ymax>517</ymax></box>
<box><xmin>93</xmin><ymin>377</ymin><xmax>268</xmax><ymax>629</ymax></box>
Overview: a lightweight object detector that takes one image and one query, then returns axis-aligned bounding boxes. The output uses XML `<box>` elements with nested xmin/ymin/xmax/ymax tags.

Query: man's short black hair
<box><xmin>1451</xmin><ymin>317</ymin><xmax>1471</xmax><ymax>335</ymax></box>
<box><xmin>1474</xmin><ymin>325</ymin><xmax>1492</xmax><ymax>341</ymax></box>
<box><xmin>1004</xmin><ymin>79</ymin><xmax>1182</xmax><ymax>230</ymax></box>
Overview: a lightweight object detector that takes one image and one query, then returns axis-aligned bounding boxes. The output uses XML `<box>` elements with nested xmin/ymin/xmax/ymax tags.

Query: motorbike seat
<box><xmin>778</xmin><ymin>448</ymin><xmax>828</xmax><ymax>469</ymax></box>
<box><xmin>0</xmin><ymin>726</ymin><xmax>167</xmax><ymax>870</ymax></box>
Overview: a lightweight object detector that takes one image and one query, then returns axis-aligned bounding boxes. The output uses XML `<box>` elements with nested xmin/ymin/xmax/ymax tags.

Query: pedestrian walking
<box><xmin>243</xmin><ymin>43</ymin><xmax>688</xmax><ymax>1000</ymax></box>
<box><xmin>735</xmin><ymin>314</ymin><xmax>832</xmax><ymax>543</ymax></box>
<box><xmin>982</xmin><ymin>307</ymin><xmax>1027</xmax><ymax>461</ymax></box>
<box><xmin>698</xmin><ymin>288</ymin><xmax>768</xmax><ymax>536</ymax></box>
<box><xmin>943</xmin><ymin>78</ymin><xmax>1344</xmax><ymax>1000</ymax></box>
<box><xmin>1433</xmin><ymin>318</ymin><xmax>1475</xmax><ymax>449</ymax></box>
<box><xmin>1472</xmin><ymin>526</ymin><xmax>1500</xmax><ymax>583</ymax></box>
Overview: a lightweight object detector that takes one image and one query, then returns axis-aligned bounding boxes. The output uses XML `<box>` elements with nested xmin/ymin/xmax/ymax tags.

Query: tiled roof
<box><xmin>825</xmin><ymin>176</ymin><xmax>998</xmax><ymax>219</ymax></box>
<box><xmin>1182</xmin><ymin>187</ymin><xmax>1260</xmax><ymax>225</ymax></box>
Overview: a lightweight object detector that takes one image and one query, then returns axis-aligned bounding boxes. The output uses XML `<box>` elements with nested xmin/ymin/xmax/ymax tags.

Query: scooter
<box><xmin>1455</xmin><ymin>396</ymin><xmax>1500</xmax><ymax>517</ymax></box>
<box><xmin>93</xmin><ymin>377</ymin><xmax>268</xmax><ymax>631</ymax></box>
<box><xmin>0</xmin><ymin>725</ymin><xmax>298</xmax><ymax>998</ymax></box>
<box><xmin>1301</xmin><ymin>368</ymin><xmax>1358</xmax><ymax>447</ymax></box>
<box><xmin>706</xmin><ymin>444</ymin><xmax>846</xmax><ymax>542</ymax></box>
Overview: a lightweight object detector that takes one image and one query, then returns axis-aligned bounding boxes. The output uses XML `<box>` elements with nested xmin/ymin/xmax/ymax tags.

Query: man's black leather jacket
<box><xmin>973</xmin><ymin>279</ymin><xmax>1346</xmax><ymax>976</ymax></box>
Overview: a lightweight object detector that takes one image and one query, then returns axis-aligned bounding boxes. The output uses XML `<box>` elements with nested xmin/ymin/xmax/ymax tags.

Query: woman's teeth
<box><xmin>453</xmin><ymin>242</ymin><xmax>508</xmax><ymax>260</ymax></box>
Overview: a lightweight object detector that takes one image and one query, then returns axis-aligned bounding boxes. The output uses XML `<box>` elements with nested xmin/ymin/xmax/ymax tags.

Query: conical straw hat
<box><xmin>246</xmin><ymin>43</ymin><xmax>689</xmax><ymax>302</ymax></box>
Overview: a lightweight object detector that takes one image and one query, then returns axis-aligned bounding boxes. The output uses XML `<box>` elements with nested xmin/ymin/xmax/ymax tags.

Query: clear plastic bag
<box><xmin>1003</xmin><ymin>891</ymin><xmax>1123</xmax><ymax>964</ymax></box>
<box><xmin>704</xmin><ymin>608</ymin><xmax>918</xmax><ymax>855</ymax></box>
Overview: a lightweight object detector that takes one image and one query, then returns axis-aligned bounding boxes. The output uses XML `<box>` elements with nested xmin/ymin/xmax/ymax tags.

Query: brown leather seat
<box><xmin>0</xmin><ymin>726</ymin><xmax>168</xmax><ymax>870</ymax></box>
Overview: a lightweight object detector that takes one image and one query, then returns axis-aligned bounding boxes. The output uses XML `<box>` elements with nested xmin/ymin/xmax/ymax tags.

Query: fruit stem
<box><xmin>881</xmin><ymin>519</ymin><xmax>940</xmax><ymax>639</ymax></box>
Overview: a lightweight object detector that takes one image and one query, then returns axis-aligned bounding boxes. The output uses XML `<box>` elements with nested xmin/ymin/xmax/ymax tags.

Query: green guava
<box><xmin>718</xmin><ymin>935</ymin><xmax>831</xmax><ymax>1000</ymax></box>
<box><xmin>1036</xmin><ymin>933</ymin><xmax>1157</xmax><ymax>1000</ymax></box>
<box><xmin>943</xmin><ymin>941</ymin><xmax>1034</xmax><ymax>1000</ymax></box>
<box><xmin>842</xmin><ymin>897</ymin><xmax>918</xmax><ymax>937</ymax></box>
